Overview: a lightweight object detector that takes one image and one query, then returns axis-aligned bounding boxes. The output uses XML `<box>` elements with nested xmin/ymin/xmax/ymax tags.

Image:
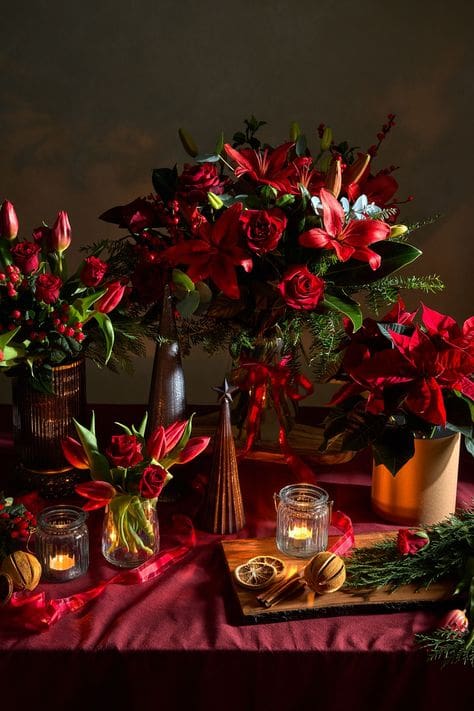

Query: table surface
<box><xmin>1</xmin><ymin>405</ymin><xmax>473</xmax><ymax>711</ymax></box>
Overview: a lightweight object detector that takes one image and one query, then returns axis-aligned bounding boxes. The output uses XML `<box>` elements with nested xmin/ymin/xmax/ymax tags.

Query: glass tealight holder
<box><xmin>36</xmin><ymin>506</ymin><xmax>89</xmax><ymax>582</ymax></box>
<box><xmin>274</xmin><ymin>483</ymin><xmax>333</xmax><ymax>558</ymax></box>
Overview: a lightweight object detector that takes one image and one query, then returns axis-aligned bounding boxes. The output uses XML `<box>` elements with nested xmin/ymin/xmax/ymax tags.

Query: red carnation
<box><xmin>138</xmin><ymin>464</ymin><xmax>168</xmax><ymax>499</ymax></box>
<box><xmin>81</xmin><ymin>256</ymin><xmax>108</xmax><ymax>287</ymax></box>
<box><xmin>278</xmin><ymin>266</ymin><xmax>325</xmax><ymax>311</ymax></box>
<box><xmin>35</xmin><ymin>274</ymin><xmax>62</xmax><ymax>304</ymax></box>
<box><xmin>397</xmin><ymin>528</ymin><xmax>429</xmax><ymax>555</ymax></box>
<box><xmin>11</xmin><ymin>241</ymin><xmax>41</xmax><ymax>274</ymax></box>
<box><xmin>240</xmin><ymin>208</ymin><xmax>287</xmax><ymax>255</ymax></box>
<box><xmin>177</xmin><ymin>163</ymin><xmax>226</xmax><ymax>204</ymax></box>
<box><xmin>106</xmin><ymin>434</ymin><xmax>143</xmax><ymax>468</ymax></box>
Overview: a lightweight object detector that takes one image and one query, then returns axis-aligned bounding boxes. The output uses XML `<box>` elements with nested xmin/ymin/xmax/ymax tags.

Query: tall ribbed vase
<box><xmin>11</xmin><ymin>358</ymin><xmax>86</xmax><ymax>498</ymax></box>
<box><xmin>147</xmin><ymin>285</ymin><xmax>186</xmax><ymax>431</ymax></box>
<box><xmin>199</xmin><ymin>390</ymin><xmax>245</xmax><ymax>534</ymax></box>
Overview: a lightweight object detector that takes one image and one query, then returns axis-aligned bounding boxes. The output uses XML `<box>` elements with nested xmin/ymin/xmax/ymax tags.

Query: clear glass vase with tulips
<box><xmin>62</xmin><ymin>413</ymin><xmax>210</xmax><ymax>567</ymax></box>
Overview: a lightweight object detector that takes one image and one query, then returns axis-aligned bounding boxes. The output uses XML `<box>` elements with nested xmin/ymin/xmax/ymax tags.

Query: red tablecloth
<box><xmin>1</xmin><ymin>415</ymin><xmax>473</xmax><ymax>711</ymax></box>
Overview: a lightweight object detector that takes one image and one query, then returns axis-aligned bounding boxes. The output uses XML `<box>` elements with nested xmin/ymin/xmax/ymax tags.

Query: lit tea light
<box><xmin>49</xmin><ymin>553</ymin><xmax>76</xmax><ymax>571</ymax></box>
<box><xmin>288</xmin><ymin>525</ymin><xmax>313</xmax><ymax>541</ymax></box>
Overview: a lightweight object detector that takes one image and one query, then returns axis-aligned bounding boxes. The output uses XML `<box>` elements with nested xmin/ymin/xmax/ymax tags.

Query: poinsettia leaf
<box><xmin>325</xmin><ymin>241</ymin><xmax>422</xmax><ymax>286</ymax></box>
<box><xmin>324</xmin><ymin>288</ymin><xmax>363</xmax><ymax>331</ymax></box>
<box><xmin>172</xmin><ymin>268</ymin><xmax>195</xmax><ymax>293</ymax></box>
<box><xmin>176</xmin><ymin>290</ymin><xmax>200</xmax><ymax>317</ymax></box>
<box><xmin>152</xmin><ymin>167</ymin><xmax>178</xmax><ymax>202</ymax></box>
<box><xmin>373</xmin><ymin>426</ymin><xmax>415</xmax><ymax>476</ymax></box>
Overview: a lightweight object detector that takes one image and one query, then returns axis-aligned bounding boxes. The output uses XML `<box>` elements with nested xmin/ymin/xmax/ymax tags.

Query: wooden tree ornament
<box><xmin>199</xmin><ymin>379</ymin><xmax>245</xmax><ymax>534</ymax></box>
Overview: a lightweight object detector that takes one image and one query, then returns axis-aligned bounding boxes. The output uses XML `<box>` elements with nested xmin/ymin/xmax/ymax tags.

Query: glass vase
<box><xmin>101</xmin><ymin>495</ymin><xmax>159</xmax><ymax>568</ymax></box>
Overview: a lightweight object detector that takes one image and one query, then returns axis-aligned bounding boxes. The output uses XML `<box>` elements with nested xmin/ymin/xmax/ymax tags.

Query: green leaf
<box><xmin>136</xmin><ymin>412</ymin><xmax>148</xmax><ymax>438</ymax></box>
<box><xmin>172</xmin><ymin>268</ymin><xmax>195</xmax><ymax>293</ymax></box>
<box><xmin>215</xmin><ymin>130</ymin><xmax>224</xmax><ymax>156</ymax></box>
<box><xmin>324</xmin><ymin>288</ymin><xmax>363</xmax><ymax>330</ymax></box>
<box><xmin>178</xmin><ymin>128</ymin><xmax>199</xmax><ymax>157</ymax></box>
<box><xmin>72</xmin><ymin>416</ymin><xmax>111</xmax><ymax>482</ymax></box>
<box><xmin>73</xmin><ymin>288</ymin><xmax>106</xmax><ymax>317</ymax></box>
<box><xmin>91</xmin><ymin>312</ymin><xmax>114</xmax><ymax>363</ymax></box>
<box><xmin>176</xmin><ymin>290</ymin><xmax>200</xmax><ymax>317</ymax></box>
<box><xmin>152</xmin><ymin>167</ymin><xmax>178</xmax><ymax>203</ymax></box>
<box><xmin>0</xmin><ymin>238</ymin><xmax>13</xmax><ymax>267</ymax></box>
<box><xmin>325</xmin><ymin>242</ymin><xmax>422</xmax><ymax>286</ymax></box>
<box><xmin>373</xmin><ymin>427</ymin><xmax>415</xmax><ymax>475</ymax></box>
<box><xmin>0</xmin><ymin>326</ymin><xmax>20</xmax><ymax>349</ymax></box>
<box><xmin>114</xmin><ymin>422</ymin><xmax>133</xmax><ymax>435</ymax></box>
<box><xmin>194</xmin><ymin>153</ymin><xmax>220</xmax><ymax>163</ymax></box>
<box><xmin>275</xmin><ymin>194</ymin><xmax>295</xmax><ymax>208</ymax></box>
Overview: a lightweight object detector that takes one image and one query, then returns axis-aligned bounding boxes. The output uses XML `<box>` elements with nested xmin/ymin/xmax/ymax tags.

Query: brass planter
<box><xmin>11</xmin><ymin>358</ymin><xmax>86</xmax><ymax>497</ymax></box>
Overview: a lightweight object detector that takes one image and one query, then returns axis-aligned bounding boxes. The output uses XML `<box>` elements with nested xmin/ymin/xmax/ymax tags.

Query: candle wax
<box><xmin>49</xmin><ymin>553</ymin><xmax>76</xmax><ymax>571</ymax></box>
<box><xmin>288</xmin><ymin>525</ymin><xmax>313</xmax><ymax>540</ymax></box>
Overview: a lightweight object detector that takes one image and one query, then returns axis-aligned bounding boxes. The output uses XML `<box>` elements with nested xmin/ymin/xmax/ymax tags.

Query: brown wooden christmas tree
<box><xmin>199</xmin><ymin>379</ymin><xmax>245</xmax><ymax>534</ymax></box>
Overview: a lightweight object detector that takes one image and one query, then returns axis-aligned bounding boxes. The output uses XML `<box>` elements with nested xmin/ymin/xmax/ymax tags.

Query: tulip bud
<box><xmin>94</xmin><ymin>280</ymin><xmax>126</xmax><ymax>314</ymax></box>
<box><xmin>0</xmin><ymin>200</ymin><xmax>19</xmax><ymax>240</ymax></box>
<box><xmin>50</xmin><ymin>211</ymin><xmax>71</xmax><ymax>254</ymax></box>
<box><xmin>344</xmin><ymin>153</ymin><xmax>371</xmax><ymax>186</ymax></box>
<box><xmin>390</xmin><ymin>224</ymin><xmax>409</xmax><ymax>239</ymax></box>
<box><xmin>207</xmin><ymin>192</ymin><xmax>224</xmax><ymax>210</ymax></box>
<box><xmin>289</xmin><ymin>122</ymin><xmax>301</xmax><ymax>141</ymax></box>
<box><xmin>440</xmin><ymin>608</ymin><xmax>469</xmax><ymax>634</ymax></box>
<box><xmin>325</xmin><ymin>156</ymin><xmax>342</xmax><ymax>198</ymax></box>
<box><xmin>320</xmin><ymin>126</ymin><xmax>333</xmax><ymax>151</ymax></box>
<box><xmin>178</xmin><ymin>128</ymin><xmax>199</xmax><ymax>158</ymax></box>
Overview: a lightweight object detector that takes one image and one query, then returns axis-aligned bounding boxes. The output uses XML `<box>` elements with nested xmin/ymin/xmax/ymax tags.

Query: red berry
<box><xmin>53</xmin><ymin>318</ymin><xmax>61</xmax><ymax>327</ymax></box>
<box><xmin>0</xmin><ymin>273</ymin><xmax>5</xmax><ymax>281</ymax></box>
<box><xmin>75</xmin><ymin>332</ymin><xmax>85</xmax><ymax>342</ymax></box>
<box><xmin>26</xmin><ymin>319</ymin><xmax>34</xmax><ymax>326</ymax></box>
<box><xmin>7</xmin><ymin>323</ymin><xmax>16</xmax><ymax>331</ymax></box>
<box><xmin>58</xmin><ymin>324</ymin><xmax>66</xmax><ymax>334</ymax></box>
<box><xmin>75</xmin><ymin>322</ymin><xmax>83</xmax><ymax>330</ymax></box>
<box><xmin>38</xmin><ymin>331</ymin><xmax>47</xmax><ymax>341</ymax></box>
<box><xmin>10</xmin><ymin>531</ymin><xmax>20</xmax><ymax>539</ymax></box>
<box><xmin>65</xmin><ymin>327</ymin><xmax>75</xmax><ymax>337</ymax></box>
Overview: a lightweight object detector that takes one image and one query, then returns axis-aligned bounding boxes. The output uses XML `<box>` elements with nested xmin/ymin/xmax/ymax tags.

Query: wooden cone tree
<box><xmin>199</xmin><ymin>380</ymin><xmax>245</xmax><ymax>534</ymax></box>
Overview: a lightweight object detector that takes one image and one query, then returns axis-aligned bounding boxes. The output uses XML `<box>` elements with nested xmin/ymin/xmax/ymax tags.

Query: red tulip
<box><xmin>61</xmin><ymin>436</ymin><xmax>90</xmax><ymax>469</ymax></box>
<box><xmin>440</xmin><ymin>609</ymin><xmax>469</xmax><ymax>634</ymax></box>
<box><xmin>75</xmin><ymin>481</ymin><xmax>116</xmax><ymax>510</ymax></box>
<box><xmin>0</xmin><ymin>200</ymin><xmax>19</xmax><ymax>240</ymax></box>
<box><xmin>175</xmin><ymin>436</ymin><xmax>210</xmax><ymax>464</ymax></box>
<box><xmin>163</xmin><ymin>420</ymin><xmax>189</xmax><ymax>452</ymax></box>
<box><xmin>397</xmin><ymin>528</ymin><xmax>429</xmax><ymax>555</ymax></box>
<box><xmin>147</xmin><ymin>425</ymin><xmax>166</xmax><ymax>461</ymax></box>
<box><xmin>50</xmin><ymin>211</ymin><xmax>71</xmax><ymax>254</ymax></box>
<box><xmin>94</xmin><ymin>280</ymin><xmax>126</xmax><ymax>314</ymax></box>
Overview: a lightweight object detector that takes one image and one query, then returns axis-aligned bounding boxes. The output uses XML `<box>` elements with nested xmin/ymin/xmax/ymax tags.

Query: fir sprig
<box><xmin>345</xmin><ymin>508</ymin><xmax>474</xmax><ymax>591</ymax></box>
<box><xmin>416</xmin><ymin>628</ymin><xmax>474</xmax><ymax>666</ymax></box>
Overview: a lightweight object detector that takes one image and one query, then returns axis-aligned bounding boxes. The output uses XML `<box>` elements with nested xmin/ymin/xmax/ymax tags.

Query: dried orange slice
<box><xmin>234</xmin><ymin>562</ymin><xmax>277</xmax><ymax>590</ymax></box>
<box><xmin>248</xmin><ymin>555</ymin><xmax>286</xmax><ymax>576</ymax></box>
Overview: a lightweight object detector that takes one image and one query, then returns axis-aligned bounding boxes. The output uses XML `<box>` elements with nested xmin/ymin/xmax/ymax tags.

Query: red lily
<box><xmin>224</xmin><ymin>142</ymin><xmax>295</xmax><ymax>193</ymax></box>
<box><xmin>61</xmin><ymin>436</ymin><xmax>90</xmax><ymax>470</ymax></box>
<box><xmin>299</xmin><ymin>188</ymin><xmax>390</xmax><ymax>269</ymax></box>
<box><xmin>161</xmin><ymin>203</ymin><xmax>252</xmax><ymax>299</ymax></box>
<box><xmin>75</xmin><ymin>481</ymin><xmax>116</xmax><ymax>511</ymax></box>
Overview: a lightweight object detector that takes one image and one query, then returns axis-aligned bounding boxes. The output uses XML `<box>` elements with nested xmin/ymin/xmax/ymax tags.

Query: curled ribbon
<box><xmin>329</xmin><ymin>510</ymin><xmax>355</xmax><ymax>557</ymax></box>
<box><xmin>3</xmin><ymin>515</ymin><xmax>196</xmax><ymax>634</ymax></box>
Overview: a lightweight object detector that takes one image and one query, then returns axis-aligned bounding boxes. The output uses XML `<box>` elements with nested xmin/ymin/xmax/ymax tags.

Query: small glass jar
<box><xmin>36</xmin><ymin>506</ymin><xmax>89</xmax><ymax>582</ymax></box>
<box><xmin>274</xmin><ymin>483</ymin><xmax>332</xmax><ymax>558</ymax></box>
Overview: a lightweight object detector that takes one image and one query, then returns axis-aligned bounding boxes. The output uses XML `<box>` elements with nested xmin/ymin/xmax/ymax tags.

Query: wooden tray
<box><xmin>221</xmin><ymin>533</ymin><xmax>456</xmax><ymax>623</ymax></box>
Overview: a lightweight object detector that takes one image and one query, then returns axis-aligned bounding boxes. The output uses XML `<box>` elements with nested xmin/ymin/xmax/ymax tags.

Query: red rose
<box><xmin>177</xmin><ymin>163</ymin><xmax>226</xmax><ymax>203</ymax></box>
<box><xmin>106</xmin><ymin>434</ymin><xmax>143</xmax><ymax>468</ymax></box>
<box><xmin>35</xmin><ymin>274</ymin><xmax>62</xmax><ymax>304</ymax></box>
<box><xmin>278</xmin><ymin>266</ymin><xmax>325</xmax><ymax>310</ymax></box>
<box><xmin>81</xmin><ymin>256</ymin><xmax>108</xmax><ymax>287</ymax></box>
<box><xmin>397</xmin><ymin>528</ymin><xmax>430</xmax><ymax>555</ymax></box>
<box><xmin>240</xmin><ymin>208</ymin><xmax>287</xmax><ymax>255</ymax></box>
<box><xmin>11</xmin><ymin>241</ymin><xmax>41</xmax><ymax>274</ymax></box>
<box><xmin>138</xmin><ymin>464</ymin><xmax>168</xmax><ymax>499</ymax></box>
<box><xmin>94</xmin><ymin>280</ymin><xmax>126</xmax><ymax>314</ymax></box>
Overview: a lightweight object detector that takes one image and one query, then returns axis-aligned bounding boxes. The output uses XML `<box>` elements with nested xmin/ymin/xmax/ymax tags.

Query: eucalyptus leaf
<box><xmin>176</xmin><ymin>290</ymin><xmax>200</xmax><ymax>317</ymax></box>
<box><xmin>194</xmin><ymin>153</ymin><xmax>220</xmax><ymax>163</ymax></box>
<box><xmin>172</xmin><ymin>268</ymin><xmax>195</xmax><ymax>292</ymax></box>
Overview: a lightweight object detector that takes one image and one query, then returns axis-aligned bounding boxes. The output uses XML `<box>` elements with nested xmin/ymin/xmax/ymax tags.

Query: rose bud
<box><xmin>50</xmin><ymin>210</ymin><xmax>71</xmax><ymax>254</ymax></box>
<box><xmin>440</xmin><ymin>609</ymin><xmax>469</xmax><ymax>634</ymax></box>
<box><xmin>0</xmin><ymin>200</ymin><xmax>19</xmax><ymax>240</ymax></box>
<box><xmin>94</xmin><ymin>280</ymin><xmax>126</xmax><ymax>314</ymax></box>
<box><xmin>11</xmin><ymin>241</ymin><xmax>41</xmax><ymax>274</ymax></box>
<box><xmin>80</xmin><ymin>256</ymin><xmax>108</xmax><ymax>287</ymax></box>
<box><xmin>106</xmin><ymin>434</ymin><xmax>143</xmax><ymax>468</ymax></box>
<box><xmin>396</xmin><ymin>528</ymin><xmax>430</xmax><ymax>555</ymax></box>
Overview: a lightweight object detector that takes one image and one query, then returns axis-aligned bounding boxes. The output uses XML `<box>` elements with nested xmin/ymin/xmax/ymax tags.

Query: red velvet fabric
<box><xmin>0</xmin><ymin>410</ymin><xmax>473</xmax><ymax>711</ymax></box>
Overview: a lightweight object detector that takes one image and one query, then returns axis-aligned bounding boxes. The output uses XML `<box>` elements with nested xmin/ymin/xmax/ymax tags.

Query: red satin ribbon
<box><xmin>329</xmin><ymin>510</ymin><xmax>355</xmax><ymax>556</ymax></box>
<box><xmin>4</xmin><ymin>515</ymin><xmax>196</xmax><ymax>633</ymax></box>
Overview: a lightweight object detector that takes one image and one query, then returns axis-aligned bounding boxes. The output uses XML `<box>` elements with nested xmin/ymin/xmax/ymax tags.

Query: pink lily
<box><xmin>299</xmin><ymin>188</ymin><xmax>390</xmax><ymax>269</ymax></box>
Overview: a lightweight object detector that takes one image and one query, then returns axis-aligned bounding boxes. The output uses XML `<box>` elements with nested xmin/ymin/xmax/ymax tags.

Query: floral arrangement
<box><xmin>62</xmin><ymin>413</ymin><xmax>209</xmax><ymax>560</ymax></box>
<box><xmin>97</xmin><ymin>116</ymin><xmax>441</xmax><ymax>382</ymax></box>
<box><xmin>345</xmin><ymin>509</ymin><xmax>474</xmax><ymax>666</ymax></box>
<box><xmin>0</xmin><ymin>201</ymin><xmax>144</xmax><ymax>389</ymax></box>
<box><xmin>323</xmin><ymin>299</ymin><xmax>474</xmax><ymax>473</ymax></box>
<box><xmin>0</xmin><ymin>495</ymin><xmax>36</xmax><ymax>559</ymax></box>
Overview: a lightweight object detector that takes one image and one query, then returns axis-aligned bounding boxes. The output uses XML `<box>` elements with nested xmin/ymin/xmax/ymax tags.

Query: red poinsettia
<box><xmin>224</xmin><ymin>142</ymin><xmax>295</xmax><ymax>193</ymax></box>
<box><xmin>299</xmin><ymin>188</ymin><xmax>390</xmax><ymax>269</ymax></box>
<box><xmin>161</xmin><ymin>203</ymin><xmax>252</xmax><ymax>299</ymax></box>
<box><xmin>421</xmin><ymin>303</ymin><xmax>474</xmax><ymax>356</ymax></box>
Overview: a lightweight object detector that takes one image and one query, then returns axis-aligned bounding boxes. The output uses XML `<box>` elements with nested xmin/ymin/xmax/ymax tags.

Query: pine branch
<box><xmin>362</xmin><ymin>274</ymin><xmax>444</xmax><ymax>316</ymax></box>
<box><xmin>416</xmin><ymin>628</ymin><xmax>474</xmax><ymax>667</ymax></box>
<box><xmin>306</xmin><ymin>312</ymin><xmax>346</xmax><ymax>381</ymax></box>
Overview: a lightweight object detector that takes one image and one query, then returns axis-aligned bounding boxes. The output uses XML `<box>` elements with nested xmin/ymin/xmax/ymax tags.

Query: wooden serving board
<box><xmin>221</xmin><ymin>533</ymin><xmax>456</xmax><ymax>623</ymax></box>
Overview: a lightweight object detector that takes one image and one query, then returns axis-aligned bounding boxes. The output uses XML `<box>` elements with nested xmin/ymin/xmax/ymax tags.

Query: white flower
<box><xmin>341</xmin><ymin>194</ymin><xmax>381</xmax><ymax>220</ymax></box>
